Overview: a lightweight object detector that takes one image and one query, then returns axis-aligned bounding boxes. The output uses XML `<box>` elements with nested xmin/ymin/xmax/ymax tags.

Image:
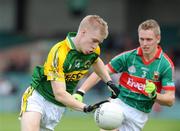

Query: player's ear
<box><xmin>156</xmin><ymin>35</ymin><xmax>161</xmax><ymax>44</ymax></box>
<box><xmin>80</xmin><ymin>29</ymin><xmax>86</xmax><ymax>35</ymax></box>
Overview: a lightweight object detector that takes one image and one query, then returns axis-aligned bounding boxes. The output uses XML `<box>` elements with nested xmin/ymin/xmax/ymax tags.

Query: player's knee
<box><xmin>21</xmin><ymin>112</ymin><xmax>41</xmax><ymax>131</ymax></box>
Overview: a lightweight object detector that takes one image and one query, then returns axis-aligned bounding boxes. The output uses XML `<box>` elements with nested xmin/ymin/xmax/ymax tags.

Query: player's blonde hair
<box><xmin>138</xmin><ymin>19</ymin><xmax>161</xmax><ymax>36</ymax></box>
<box><xmin>78</xmin><ymin>15</ymin><xmax>109</xmax><ymax>39</ymax></box>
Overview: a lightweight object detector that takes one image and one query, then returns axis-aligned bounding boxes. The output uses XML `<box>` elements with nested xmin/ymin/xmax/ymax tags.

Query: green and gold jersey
<box><xmin>31</xmin><ymin>32</ymin><xmax>100</xmax><ymax>106</ymax></box>
<box><xmin>108</xmin><ymin>46</ymin><xmax>175</xmax><ymax>113</ymax></box>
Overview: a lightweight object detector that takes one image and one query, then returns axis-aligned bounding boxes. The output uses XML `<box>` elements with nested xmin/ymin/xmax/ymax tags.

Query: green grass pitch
<box><xmin>0</xmin><ymin>113</ymin><xmax>180</xmax><ymax>131</ymax></box>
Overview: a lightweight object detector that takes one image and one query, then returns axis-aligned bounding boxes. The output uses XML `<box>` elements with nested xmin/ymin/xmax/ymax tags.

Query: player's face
<box><xmin>79</xmin><ymin>29</ymin><xmax>104</xmax><ymax>55</ymax></box>
<box><xmin>139</xmin><ymin>29</ymin><xmax>160</xmax><ymax>56</ymax></box>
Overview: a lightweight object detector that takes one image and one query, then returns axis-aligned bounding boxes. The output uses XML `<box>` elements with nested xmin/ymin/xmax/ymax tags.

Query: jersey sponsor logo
<box><xmin>65</xmin><ymin>73</ymin><xmax>84</xmax><ymax>81</ymax></box>
<box><xmin>127</xmin><ymin>77</ymin><xmax>145</xmax><ymax>91</ymax></box>
<box><xmin>65</xmin><ymin>70</ymin><xmax>88</xmax><ymax>81</ymax></box>
<box><xmin>120</xmin><ymin>72</ymin><xmax>164</xmax><ymax>95</ymax></box>
<box><xmin>120</xmin><ymin>72</ymin><xmax>148</xmax><ymax>95</ymax></box>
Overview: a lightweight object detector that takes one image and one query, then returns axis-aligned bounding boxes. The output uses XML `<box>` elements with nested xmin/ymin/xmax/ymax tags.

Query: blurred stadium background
<box><xmin>0</xmin><ymin>0</ymin><xmax>180</xmax><ymax>131</ymax></box>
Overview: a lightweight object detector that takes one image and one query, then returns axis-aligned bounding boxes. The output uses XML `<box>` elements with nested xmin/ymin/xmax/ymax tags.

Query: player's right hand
<box><xmin>72</xmin><ymin>90</ymin><xmax>85</xmax><ymax>102</ymax></box>
<box><xmin>83</xmin><ymin>100</ymin><xmax>109</xmax><ymax>113</ymax></box>
<box><xmin>106</xmin><ymin>81</ymin><xmax>120</xmax><ymax>99</ymax></box>
<box><xmin>145</xmin><ymin>80</ymin><xmax>157</xmax><ymax>99</ymax></box>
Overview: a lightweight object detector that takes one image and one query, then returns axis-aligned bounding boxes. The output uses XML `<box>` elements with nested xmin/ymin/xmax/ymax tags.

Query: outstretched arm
<box><xmin>92</xmin><ymin>58</ymin><xmax>112</xmax><ymax>84</ymax></box>
<box><xmin>51</xmin><ymin>80</ymin><xmax>110</xmax><ymax>113</ymax></box>
<box><xmin>156</xmin><ymin>90</ymin><xmax>175</xmax><ymax>106</ymax></box>
<box><xmin>51</xmin><ymin>81</ymin><xmax>86</xmax><ymax>111</ymax></box>
<box><xmin>145</xmin><ymin>81</ymin><xmax>175</xmax><ymax>106</ymax></box>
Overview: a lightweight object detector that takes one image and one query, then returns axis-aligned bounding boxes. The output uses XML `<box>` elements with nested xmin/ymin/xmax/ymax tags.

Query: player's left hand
<box><xmin>72</xmin><ymin>90</ymin><xmax>85</xmax><ymax>102</ymax></box>
<box><xmin>83</xmin><ymin>100</ymin><xmax>109</xmax><ymax>113</ymax></box>
<box><xmin>145</xmin><ymin>80</ymin><xmax>157</xmax><ymax>99</ymax></box>
<box><xmin>107</xmin><ymin>81</ymin><xmax>120</xmax><ymax>99</ymax></box>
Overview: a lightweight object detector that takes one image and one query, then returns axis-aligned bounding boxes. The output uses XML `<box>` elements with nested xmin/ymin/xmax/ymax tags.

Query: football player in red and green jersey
<box><xmin>78</xmin><ymin>19</ymin><xmax>175</xmax><ymax>131</ymax></box>
<box><xmin>20</xmin><ymin>15</ymin><xmax>119</xmax><ymax>131</ymax></box>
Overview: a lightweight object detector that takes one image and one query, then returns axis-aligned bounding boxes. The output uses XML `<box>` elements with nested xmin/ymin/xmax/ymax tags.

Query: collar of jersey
<box><xmin>66</xmin><ymin>32</ymin><xmax>77</xmax><ymax>50</ymax></box>
<box><xmin>137</xmin><ymin>45</ymin><xmax>162</xmax><ymax>59</ymax></box>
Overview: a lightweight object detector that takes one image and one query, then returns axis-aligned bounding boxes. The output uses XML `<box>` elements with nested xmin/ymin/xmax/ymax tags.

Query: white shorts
<box><xmin>110</xmin><ymin>98</ymin><xmax>149</xmax><ymax>131</ymax></box>
<box><xmin>20</xmin><ymin>87</ymin><xmax>65</xmax><ymax>131</ymax></box>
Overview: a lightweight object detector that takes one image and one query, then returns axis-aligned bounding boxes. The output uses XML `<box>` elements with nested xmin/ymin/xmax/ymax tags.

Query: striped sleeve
<box><xmin>108</xmin><ymin>50</ymin><xmax>134</xmax><ymax>73</ymax></box>
<box><xmin>44</xmin><ymin>42</ymin><xmax>66</xmax><ymax>82</ymax></box>
<box><xmin>161</xmin><ymin>53</ymin><xmax>175</xmax><ymax>91</ymax></box>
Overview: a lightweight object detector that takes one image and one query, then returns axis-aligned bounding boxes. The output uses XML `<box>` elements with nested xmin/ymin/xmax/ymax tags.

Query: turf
<box><xmin>0</xmin><ymin>113</ymin><xmax>180</xmax><ymax>131</ymax></box>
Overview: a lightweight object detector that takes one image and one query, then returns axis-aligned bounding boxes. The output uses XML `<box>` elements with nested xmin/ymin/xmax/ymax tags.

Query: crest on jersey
<box><xmin>128</xmin><ymin>65</ymin><xmax>136</xmax><ymax>73</ymax></box>
<box><xmin>153</xmin><ymin>71</ymin><xmax>159</xmax><ymax>81</ymax></box>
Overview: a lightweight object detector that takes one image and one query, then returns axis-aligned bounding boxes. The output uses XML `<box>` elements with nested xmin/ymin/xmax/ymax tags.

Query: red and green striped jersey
<box><xmin>31</xmin><ymin>32</ymin><xmax>100</xmax><ymax>106</ymax></box>
<box><xmin>108</xmin><ymin>46</ymin><xmax>175</xmax><ymax>113</ymax></box>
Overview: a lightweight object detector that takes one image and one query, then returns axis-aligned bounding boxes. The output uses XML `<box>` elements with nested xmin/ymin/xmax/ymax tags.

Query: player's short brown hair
<box><xmin>138</xmin><ymin>19</ymin><xmax>161</xmax><ymax>36</ymax></box>
<box><xmin>78</xmin><ymin>15</ymin><xmax>109</xmax><ymax>39</ymax></box>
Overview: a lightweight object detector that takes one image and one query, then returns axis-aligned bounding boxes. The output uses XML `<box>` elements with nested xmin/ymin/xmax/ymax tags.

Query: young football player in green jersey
<box><xmin>76</xmin><ymin>19</ymin><xmax>176</xmax><ymax>131</ymax></box>
<box><xmin>19</xmin><ymin>15</ymin><xmax>119</xmax><ymax>131</ymax></box>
